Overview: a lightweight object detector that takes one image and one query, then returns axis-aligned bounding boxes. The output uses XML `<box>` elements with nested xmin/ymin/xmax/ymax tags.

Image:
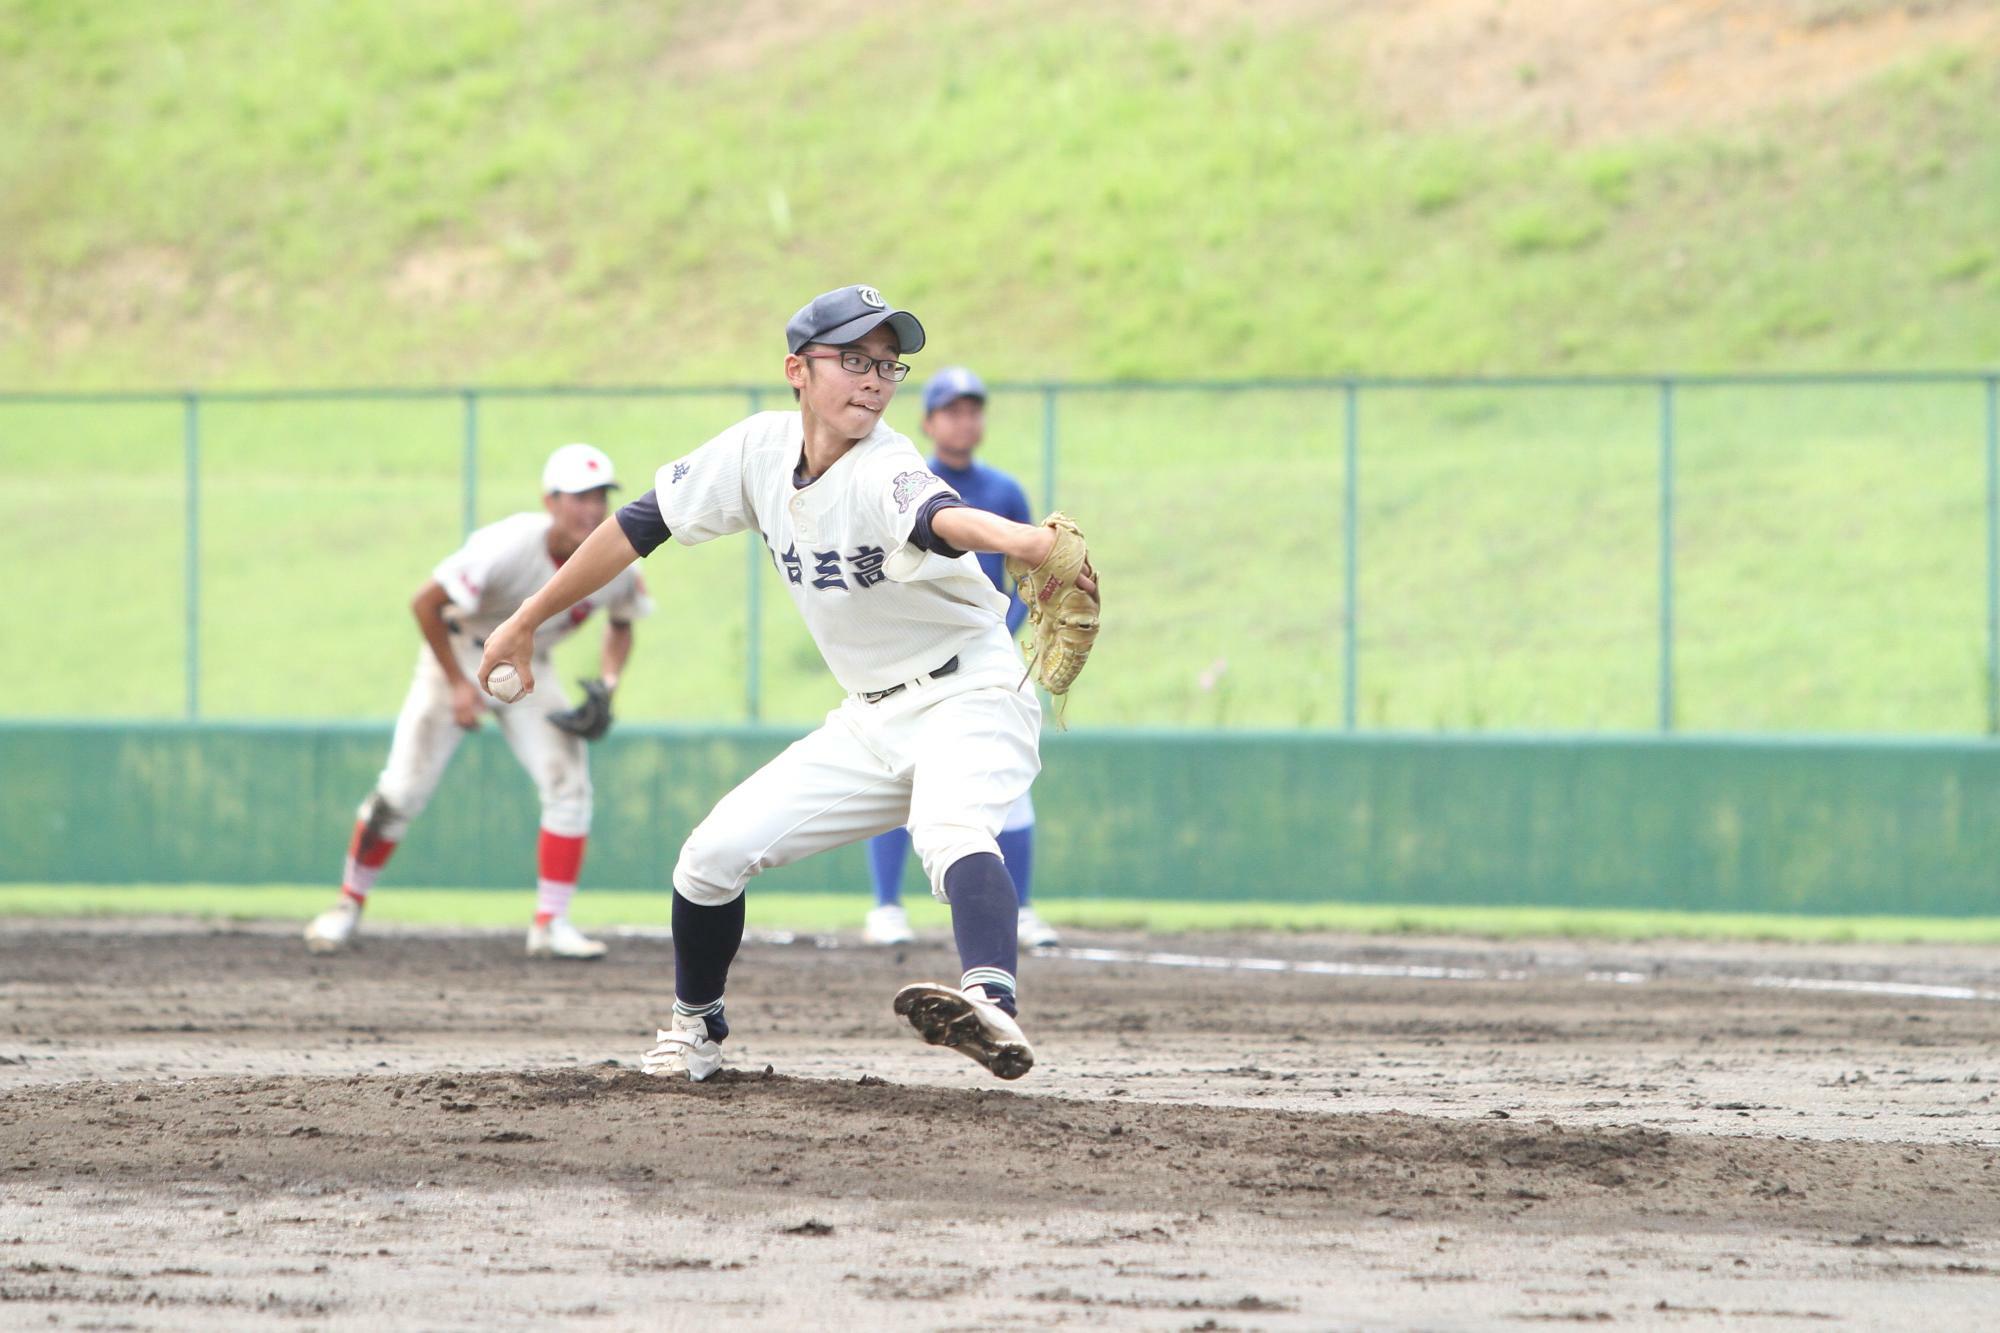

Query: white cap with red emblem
<box><xmin>541</xmin><ymin>443</ymin><xmax>620</xmax><ymax>495</ymax></box>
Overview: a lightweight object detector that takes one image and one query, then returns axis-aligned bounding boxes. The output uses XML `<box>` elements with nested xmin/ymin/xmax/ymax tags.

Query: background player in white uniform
<box><xmin>304</xmin><ymin>444</ymin><xmax>651</xmax><ymax>959</ymax></box>
<box><xmin>476</xmin><ymin>285</ymin><xmax>1097</xmax><ymax>1082</ymax></box>
<box><xmin>862</xmin><ymin>366</ymin><xmax>1059</xmax><ymax>950</ymax></box>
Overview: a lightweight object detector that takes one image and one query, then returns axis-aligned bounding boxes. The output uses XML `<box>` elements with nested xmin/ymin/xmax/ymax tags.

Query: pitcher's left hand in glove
<box><xmin>549</xmin><ymin>678</ymin><xmax>615</xmax><ymax>741</ymax></box>
<box><xmin>1006</xmin><ymin>512</ymin><xmax>1101</xmax><ymax>700</ymax></box>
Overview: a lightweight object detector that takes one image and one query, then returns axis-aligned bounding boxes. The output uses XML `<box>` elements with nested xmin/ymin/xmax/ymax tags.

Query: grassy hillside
<box><xmin>3</xmin><ymin>2</ymin><xmax>1999</xmax><ymax>732</ymax></box>
<box><xmin>1</xmin><ymin>1</ymin><xmax>1996</xmax><ymax>387</ymax></box>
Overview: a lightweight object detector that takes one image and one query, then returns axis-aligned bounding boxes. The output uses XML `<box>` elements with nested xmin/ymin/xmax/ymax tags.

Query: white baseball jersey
<box><xmin>433</xmin><ymin>512</ymin><xmax>652</xmax><ymax>654</ymax></box>
<box><xmin>655</xmin><ymin>411</ymin><xmax>1009</xmax><ymax>694</ymax></box>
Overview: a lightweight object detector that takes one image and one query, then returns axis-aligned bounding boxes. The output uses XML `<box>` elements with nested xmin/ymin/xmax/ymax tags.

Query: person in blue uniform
<box><xmin>863</xmin><ymin>367</ymin><xmax>1060</xmax><ymax>949</ymax></box>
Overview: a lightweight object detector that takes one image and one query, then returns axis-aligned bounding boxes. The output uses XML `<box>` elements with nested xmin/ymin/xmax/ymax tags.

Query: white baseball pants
<box><xmin>365</xmin><ymin>642</ymin><xmax>592</xmax><ymax>839</ymax></box>
<box><xmin>674</xmin><ymin>629</ymin><xmax>1041</xmax><ymax>905</ymax></box>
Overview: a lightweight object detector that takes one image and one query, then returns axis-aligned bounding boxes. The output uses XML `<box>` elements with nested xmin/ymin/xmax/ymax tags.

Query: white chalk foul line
<box><xmin>1751</xmin><ymin>975</ymin><xmax>2000</xmax><ymax>1004</ymax></box>
<box><xmin>1047</xmin><ymin>944</ymin><xmax>1524</xmax><ymax>983</ymax></box>
<box><xmin>607</xmin><ymin>927</ymin><xmax>2000</xmax><ymax>1007</ymax></box>
<box><xmin>1039</xmin><ymin>946</ymin><xmax>2000</xmax><ymax>1006</ymax></box>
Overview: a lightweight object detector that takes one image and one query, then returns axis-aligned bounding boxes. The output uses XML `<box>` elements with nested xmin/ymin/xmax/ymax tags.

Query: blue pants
<box><xmin>871</xmin><ymin>824</ymin><xmax>1032</xmax><ymax>908</ymax></box>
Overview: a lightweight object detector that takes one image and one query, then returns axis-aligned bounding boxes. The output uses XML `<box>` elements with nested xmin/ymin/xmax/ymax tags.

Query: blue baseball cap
<box><xmin>785</xmin><ymin>284</ymin><xmax>926</xmax><ymax>356</ymax></box>
<box><xmin>922</xmin><ymin>366</ymin><xmax>986</xmax><ymax>415</ymax></box>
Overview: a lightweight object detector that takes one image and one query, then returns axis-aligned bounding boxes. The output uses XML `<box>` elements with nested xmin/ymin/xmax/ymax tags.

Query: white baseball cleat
<box><xmin>304</xmin><ymin>898</ymin><xmax>361</xmax><ymax>954</ymax></box>
<box><xmin>526</xmin><ymin>916</ymin><xmax>608</xmax><ymax>960</ymax></box>
<box><xmin>892</xmin><ymin>983</ymin><xmax>1035</xmax><ymax>1081</ymax></box>
<box><xmin>863</xmin><ymin>903</ymin><xmax>916</xmax><ymax>946</ymax></box>
<box><xmin>641</xmin><ymin>1014</ymin><xmax>724</xmax><ymax>1082</ymax></box>
<box><xmin>1017</xmin><ymin>906</ymin><xmax>1061</xmax><ymax>949</ymax></box>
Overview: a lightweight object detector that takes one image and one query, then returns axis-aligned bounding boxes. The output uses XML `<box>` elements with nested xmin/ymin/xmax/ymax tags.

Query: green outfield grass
<box><xmin>7</xmin><ymin>885</ymin><xmax>2000</xmax><ymax>946</ymax></box>
<box><xmin>5</xmin><ymin>4</ymin><xmax>1999</xmax><ymax>732</ymax></box>
<box><xmin>5</xmin><ymin>378</ymin><xmax>1995</xmax><ymax>731</ymax></box>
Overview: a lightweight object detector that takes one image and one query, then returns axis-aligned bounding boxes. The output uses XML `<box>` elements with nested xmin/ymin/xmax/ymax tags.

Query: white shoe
<box><xmin>642</xmin><ymin>1014</ymin><xmax>725</xmax><ymax>1082</ymax></box>
<box><xmin>1017</xmin><ymin>906</ymin><xmax>1060</xmax><ymax>948</ymax></box>
<box><xmin>892</xmin><ymin>983</ymin><xmax>1035</xmax><ymax>1081</ymax></box>
<box><xmin>864</xmin><ymin>903</ymin><xmax>916</xmax><ymax>946</ymax></box>
<box><xmin>526</xmin><ymin>916</ymin><xmax>608</xmax><ymax>960</ymax></box>
<box><xmin>304</xmin><ymin>898</ymin><xmax>361</xmax><ymax>954</ymax></box>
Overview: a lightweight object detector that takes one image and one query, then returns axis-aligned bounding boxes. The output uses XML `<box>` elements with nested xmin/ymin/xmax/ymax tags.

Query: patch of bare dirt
<box><xmin>387</xmin><ymin>243</ymin><xmax>508</xmax><ymax>306</ymax></box>
<box><xmin>2</xmin><ymin>924</ymin><xmax>1999</xmax><ymax>1325</ymax></box>
<box><xmin>14</xmin><ymin>1062</ymin><xmax>1997</xmax><ymax>1235</ymax></box>
<box><xmin>37</xmin><ymin>244</ymin><xmax>195</xmax><ymax>328</ymax></box>
<box><xmin>645</xmin><ymin>0</ymin><xmax>851</xmax><ymax>79</ymax></box>
<box><xmin>623</xmin><ymin>0</ymin><xmax>1997</xmax><ymax>142</ymax></box>
<box><xmin>1354</xmin><ymin>0</ymin><xmax>2000</xmax><ymax>139</ymax></box>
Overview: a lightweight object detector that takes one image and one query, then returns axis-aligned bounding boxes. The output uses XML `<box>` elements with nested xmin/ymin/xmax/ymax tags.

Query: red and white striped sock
<box><xmin>341</xmin><ymin>819</ymin><xmax>398</xmax><ymax>904</ymax></box>
<box><xmin>535</xmin><ymin>830</ymin><xmax>586</xmax><ymax>926</ymax></box>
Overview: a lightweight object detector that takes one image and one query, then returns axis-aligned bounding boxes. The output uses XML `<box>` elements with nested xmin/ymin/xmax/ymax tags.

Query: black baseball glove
<box><xmin>548</xmin><ymin>678</ymin><xmax>615</xmax><ymax>741</ymax></box>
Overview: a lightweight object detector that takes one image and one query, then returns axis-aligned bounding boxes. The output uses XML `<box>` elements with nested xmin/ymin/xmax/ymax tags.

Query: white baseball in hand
<box><xmin>486</xmin><ymin>663</ymin><xmax>525</xmax><ymax>703</ymax></box>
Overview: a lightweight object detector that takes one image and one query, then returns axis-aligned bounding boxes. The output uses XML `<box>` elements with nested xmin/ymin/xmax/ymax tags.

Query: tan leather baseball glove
<box><xmin>1006</xmin><ymin>512</ymin><xmax>1101</xmax><ymax>712</ymax></box>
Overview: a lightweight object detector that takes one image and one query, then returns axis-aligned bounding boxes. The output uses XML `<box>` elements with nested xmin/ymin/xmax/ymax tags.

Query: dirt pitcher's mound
<box><xmin>8</xmin><ymin>1066</ymin><xmax>1995</xmax><ymax>1235</ymax></box>
<box><xmin>6</xmin><ymin>926</ymin><xmax>2000</xmax><ymax>1325</ymax></box>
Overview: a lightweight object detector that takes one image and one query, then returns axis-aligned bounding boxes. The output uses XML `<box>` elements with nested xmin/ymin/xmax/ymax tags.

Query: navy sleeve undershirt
<box><xmin>909</xmin><ymin>492</ymin><xmax>969</xmax><ymax>558</ymax></box>
<box><xmin>615</xmin><ymin>489</ymin><xmax>672</xmax><ymax>557</ymax></box>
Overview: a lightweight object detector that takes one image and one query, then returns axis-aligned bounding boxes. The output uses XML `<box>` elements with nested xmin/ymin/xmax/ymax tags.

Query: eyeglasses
<box><xmin>800</xmin><ymin>349</ymin><xmax>911</xmax><ymax>382</ymax></box>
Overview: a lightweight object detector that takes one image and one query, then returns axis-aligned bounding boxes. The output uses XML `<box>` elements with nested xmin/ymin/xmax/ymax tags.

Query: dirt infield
<box><xmin>4</xmin><ymin>922</ymin><xmax>1999</xmax><ymax>1328</ymax></box>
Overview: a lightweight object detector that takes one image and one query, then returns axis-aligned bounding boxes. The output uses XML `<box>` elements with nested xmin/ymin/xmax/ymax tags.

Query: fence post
<box><xmin>746</xmin><ymin>388</ymin><xmax>765</xmax><ymax>722</ymax></box>
<box><xmin>182</xmin><ymin>392</ymin><xmax>201</xmax><ymax>720</ymax></box>
<box><xmin>1041</xmin><ymin>386</ymin><xmax>1058</xmax><ymax>512</ymax></box>
<box><xmin>1658</xmin><ymin>378</ymin><xmax>1677</xmax><ymax>732</ymax></box>
<box><xmin>1987</xmin><ymin>375</ymin><xmax>1998</xmax><ymax>735</ymax></box>
<box><xmin>1342</xmin><ymin>381</ymin><xmax>1359</xmax><ymax>731</ymax></box>
<box><xmin>460</xmin><ymin>390</ymin><xmax>479</xmax><ymax>537</ymax></box>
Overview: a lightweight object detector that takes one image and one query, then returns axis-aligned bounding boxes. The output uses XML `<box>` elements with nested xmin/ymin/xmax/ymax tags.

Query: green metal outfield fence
<box><xmin>6</xmin><ymin>720</ymin><xmax>2000</xmax><ymax>914</ymax></box>
<box><xmin>8</xmin><ymin>374</ymin><xmax>2000</xmax><ymax>913</ymax></box>
<box><xmin>5</xmin><ymin>371</ymin><xmax>1999</xmax><ymax>734</ymax></box>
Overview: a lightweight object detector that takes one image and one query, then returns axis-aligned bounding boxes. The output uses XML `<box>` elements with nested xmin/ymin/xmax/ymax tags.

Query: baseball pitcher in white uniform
<box><xmin>304</xmin><ymin>444</ymin><xmax>651</xmax><ymax>959</ymax></box>
<box><xmin>476</xmin><ymin>284</ymin><xmax>1098</xmax><ymax>1082</ymax></box>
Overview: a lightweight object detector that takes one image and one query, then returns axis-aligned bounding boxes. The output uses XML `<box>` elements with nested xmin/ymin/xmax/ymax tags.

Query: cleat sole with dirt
<box><xmin>893</xmin><ymin>983</ymin><xmax>1034</xmax><ymax>1081</ymax></box>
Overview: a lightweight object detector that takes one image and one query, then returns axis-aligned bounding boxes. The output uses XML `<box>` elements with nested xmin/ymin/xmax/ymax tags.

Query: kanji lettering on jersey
<box><xmin>776</xmin><ymin>542</ymin><xmax>803</xmax><ymax>585</ymax></box>
<box><xmin>851</xmin><ymin>545</ymin><xmax>887</xmax><ymax>588</ymax></box>
<box><xmin>811</xmin><ymin>551</ymin><xmax>847</xmax><ymax>591</ymax></box>
<box><xmin>672</xmin><ymin>461</ymin><xmax>691</xmax><ymax>484</ymax></box>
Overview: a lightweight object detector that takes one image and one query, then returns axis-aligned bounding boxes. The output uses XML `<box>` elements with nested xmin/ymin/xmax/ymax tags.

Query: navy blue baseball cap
<box><xmin>922</xmin><ymin>366</ymin><xmax>986</xmax><ymax>415</ymax></box>
<box><xmin>785</xmin><ymin>284</ymin><xmax>926</xmax><ymax>356</ymax></box>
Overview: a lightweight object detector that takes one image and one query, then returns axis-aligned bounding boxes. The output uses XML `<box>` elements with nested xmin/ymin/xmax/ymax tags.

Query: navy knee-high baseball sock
<box><xmin>943</xmin><ymin>853</ymin><xmax>1019</xmax><ymax>1016</ymax></box>
<box><xmin>869</xmin><ymin>828</ymin><xmax>911</xmax><ymax>907</ymax></box>
<box><xmin>671</xmin><ymin>889</ymin><xmax>743</xmax><ymax>1041</ymax></box>
<box><xmin>996</xmin><ymin>825</ymin><xmax>1034</xmax><ymax>907</ymax></box>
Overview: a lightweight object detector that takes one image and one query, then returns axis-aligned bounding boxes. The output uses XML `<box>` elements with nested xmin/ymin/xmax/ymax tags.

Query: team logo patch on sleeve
<box><xmin>892</xmin><ymin>470</ymin><xmax>939</xmax><ymax>513</ymax></box>
<box><xmin>671</xmin><ymin>461</ymin><xmax>691</xmax><ymax>484</ymax></box>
